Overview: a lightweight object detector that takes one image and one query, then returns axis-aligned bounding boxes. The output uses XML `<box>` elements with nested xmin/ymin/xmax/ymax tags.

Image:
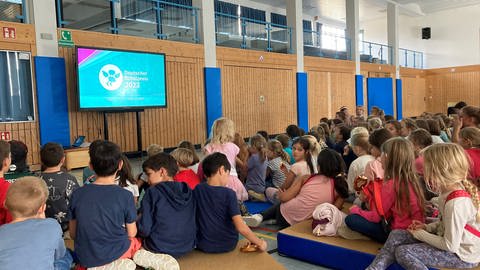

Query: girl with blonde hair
<box><xmin>367</xmin><ymin>143</ymin><xmax>480</xmax><ymax>270</ymax></box>
<box><xmin>203</xmin><ymin>118</ymin><xmax>247</xmax><ymax>201</ymax></box>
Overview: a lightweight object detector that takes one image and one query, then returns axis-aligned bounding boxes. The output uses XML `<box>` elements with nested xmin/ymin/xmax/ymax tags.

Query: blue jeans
<box><xmin>55</xmin><ymin>248</ymin><xmax>73</xmax><ymax>270</ymax></box>
<box><xmin>345</xmin><ymin>214</ymin><xmax>388</xmax><ymax>243</ymax></box>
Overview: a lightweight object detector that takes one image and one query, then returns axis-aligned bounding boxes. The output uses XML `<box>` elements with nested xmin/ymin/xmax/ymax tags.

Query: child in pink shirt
<box><xmin>203</xmin><ymin>118</ymin><xmax>247</xmax><ymax>201</ymax></box>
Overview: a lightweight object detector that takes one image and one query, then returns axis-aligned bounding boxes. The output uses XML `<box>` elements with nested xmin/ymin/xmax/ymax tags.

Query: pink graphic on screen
<box><xmin>77</xmin><ymin>48</ymin><xmax>99</xmax><ymax>65</ymax></box>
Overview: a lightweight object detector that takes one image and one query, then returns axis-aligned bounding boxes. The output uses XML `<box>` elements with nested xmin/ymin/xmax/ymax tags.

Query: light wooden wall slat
<box><xmin>220</xmin><ymin>64</ymin><xmax>296</xmax><ymax>137</ymax></box>
<box><xmin>307</xmin><ymin>71</ymin><xmax>329</xmax><ymax>127</ymax></box>
<box><xmin>426</xmin><ymin>68</ymin><xmax>480</xmax><ymax>113</ymax></box>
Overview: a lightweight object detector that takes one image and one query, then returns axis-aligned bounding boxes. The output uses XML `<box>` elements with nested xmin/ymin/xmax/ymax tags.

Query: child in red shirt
<box><xmin>0</xmin><ymin>140</ymin><xmax>12</xmax><ymax>225</ymax></box>
<box><xmin>171</xmin><ymin>148</ymin><xmax>200</xmax><ymax>189</ymax></box>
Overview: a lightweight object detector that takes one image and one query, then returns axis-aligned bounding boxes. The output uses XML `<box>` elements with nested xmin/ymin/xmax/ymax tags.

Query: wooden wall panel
<box><xmin>402</xmin><ymin>76</ymin><xmax>426</xmax><ymax>117</ymax></box>
<box><xmin>330</xmin><ymin>72</ymin><xmax>356</xmax><ymax>117</ymax></box>
<box><xmin>141</xmin><ymin>59</ymin><xmax>206</xmax><ymax>149</ymax></box>
<box><xmin>425</xmin><ymin>66</ymin><xmax>480</xmax><ymax>113</ymax></box>
<box><xmin>221</xmin><ymin>64</ymin><xmax>296</xmax><ymax>137</ymax></box>
<box><xmin>0</xmin><ymin>22</ymin><xmax>39</xmax><ymax>167</ymax></box>
<box><xmin>307</xmin><ymin>71</ymin><xmax>329</xmax><ymax>127</ymax></box>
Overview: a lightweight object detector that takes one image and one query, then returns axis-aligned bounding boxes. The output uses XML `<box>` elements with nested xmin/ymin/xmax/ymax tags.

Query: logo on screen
<box><xmin>99</xmin><ymin>64</ymin><xmax>123</xmax><ymax>91</ymax></box>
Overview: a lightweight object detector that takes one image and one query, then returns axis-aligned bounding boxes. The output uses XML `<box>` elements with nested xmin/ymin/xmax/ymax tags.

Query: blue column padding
<box><xmin>367</xmin><ymin>78</ymin><xmax>394</xmax><ymax>116</ymax></box>
<box><xmin>296</xmin><ymin>72</ymin><xmax>308</xmax><ymax>131</ymax></box>
<box><xmin>355</xmin><ymin>75</ymin><xmax>364</xmax><ymax>106</ymax></box>
<box><xmin>204</xmin><ymin>67</ymin><xmax>223</xmax><ymax>138</ymax></box>
<box><xmin>396</xmin><ymin>79</ymin><xmax>403</xmax><ymax>120</ymax></box>
<box><xmin>34</xmin><ymin>56</ymin><xmax>71</xmax><ymax>147</ymax></box>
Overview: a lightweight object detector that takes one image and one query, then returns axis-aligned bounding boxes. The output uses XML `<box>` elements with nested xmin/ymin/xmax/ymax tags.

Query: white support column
<box><xmin>387</xmin><ymin>2</ymin><xmax>399</xmax><ymax>78</ymax></box>
<box><xmin>287</xmin><ymin>0</ymin><xmax>304</xmax><ymax>72</ymax></box>
<box><xmin>27</xmin><ymin>0</ymin><xmax>58</xmax><ymax>57</ymax></box>
<box><xmin>193</xmin><ymin>0</ymin><xmax>216</xmax><ymax>67</ymax></box>
<box><xmin>346</xmin><ymin>0</ymin><xmax>360</xmax><ymax>74</ymax></box>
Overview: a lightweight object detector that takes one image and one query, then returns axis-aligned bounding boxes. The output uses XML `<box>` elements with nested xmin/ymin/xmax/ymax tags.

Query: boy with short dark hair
<box><xmin>0</xmin><ymin>140</ymin><xmax>12</xmax><ymax>225</ymax></box>
<box><xmin>39</xmin><ymin>142</ymin><xmax>79</xmax><ymax>232</ymax></box>
<box><xmin>0</xmin><ymin>176</ymin><xmax>72</xmax><ymax>269</ymax></box>
<box><xmin>138</xmin><ymin>152</ymin><xmax>195</xmax><ymax>258</ymax></box>
<box><xmin>194</xmin><ymin>152</ymin><xmax>267</xmax><ymax>253</ymax></box>
<box><xmin>4</xmin><ymin>140</ymin><xmax>34</xmax><ymax>182</ymax></box>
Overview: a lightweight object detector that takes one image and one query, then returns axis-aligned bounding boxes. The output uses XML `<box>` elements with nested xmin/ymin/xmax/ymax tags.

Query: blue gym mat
<box><xmin>244</xmin><ymin>201</ymin><xmax>273</xmax><ymax>214</ymax></box>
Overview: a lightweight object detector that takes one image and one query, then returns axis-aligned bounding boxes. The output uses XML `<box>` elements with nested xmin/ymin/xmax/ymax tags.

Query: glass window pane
<box><xmin>0</xmin><ymin>0</ymin><xmax>22</xmax><ymax>23</ymax></box>
<box><xmin>0</xmin><ymin>51</ymin><xmax>34</xmax><ymax>122</ymax></box>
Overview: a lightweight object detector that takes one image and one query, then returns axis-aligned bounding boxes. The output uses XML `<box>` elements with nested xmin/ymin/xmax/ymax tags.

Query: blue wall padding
<box><xmin>296</xmin><ymin>72</ymin><xmax>308</xmax><ymax>131</ymax></box>
<box><xmin>367</xmin><ymin>78</ymin><xmax>394</xmax><ymax>116</ymax></box>
<box><xmin>277</xmin><ymin>232</ymin><xmax>439</xmax><ymax>270</ymax></box>
<box><xmin>34</xmin><ymin>56</ymin><xmax>71</xmax><ymax>147</ymax></box>
<box><xmin>396</xmin><ymin>79</ymin><xmax>403</xmax><ymax>120</ymax></box>
<box><xmin>204</xmin><ymin>67</ymin><xmax>223</xmax><ymax>138</ymax></box>
<box><xmin>355</xmin><ymin>75</ymin><xmax>364</xmax><ymax>106</ymax></box>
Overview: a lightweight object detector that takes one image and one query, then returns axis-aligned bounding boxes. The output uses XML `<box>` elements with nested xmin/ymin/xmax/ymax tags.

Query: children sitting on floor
<box><xmin>138</xmin><ymin>152</ymin><xmax>195</xmax><ymax>258</ymax></box>
<box><xmin>367</xmin><ymin>143</ymin><xmax>480</xmax><ymax>270</ymax></box>
<box><xmin>245</xmin><ymin>134</ymin><xmax>268</xmax><ymax>202</ymax></box>
<box><xmin>171</xmin><ymin>147</ymin><xmax>201</xmax><ymax>189</ymax></box>
<box><xmin>0</xmin><ymin>177</ymin><xmax>73</xmax><ymax>269</ymax></box>
<box><xmin>244</xmin><ymin>148</ymin><xmax>349</xmax><ymax>229</ymax></box>
<box><xmin>69</xmin><ymin>140</ymin><xmax>178</xmax><ymax>270</ymax></box>
<box><xmin>346</xmin><ymin>137</ymin><xmax>426</xmax><ymax>243</ymax></box>
<box><xmin>0</xmin><ymin>140</ymin><xmax>12</xmax><ymax>225</ymax></box>
<box><xmin>38</xmin><ymin>142</ymin><xmax>79</xmax><ymax>232</ymax></box>
<box><xmin>194</xmin><ymin>152</ymin><xmax>267</xmax><ymax>253</ymax></box>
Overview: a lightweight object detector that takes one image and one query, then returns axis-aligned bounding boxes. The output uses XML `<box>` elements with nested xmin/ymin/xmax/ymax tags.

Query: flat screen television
<box><xmin>76</xmin><ymin>47</ymin><xmax>167</xmax><ymax>110</ymax></box>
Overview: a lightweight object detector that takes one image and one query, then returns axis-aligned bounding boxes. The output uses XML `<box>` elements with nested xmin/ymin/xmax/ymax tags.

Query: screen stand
<box><xmin>103</xmin><ymin>110</ymin><xmax>144</xmax><ymax>154</ymax></box>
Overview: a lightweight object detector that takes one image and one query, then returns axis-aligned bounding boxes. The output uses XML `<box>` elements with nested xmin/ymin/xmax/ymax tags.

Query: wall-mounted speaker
<box><xmin>422</xmin><ymin>27</ymin><xmax>431</xmax><ymax>39</ymax></box>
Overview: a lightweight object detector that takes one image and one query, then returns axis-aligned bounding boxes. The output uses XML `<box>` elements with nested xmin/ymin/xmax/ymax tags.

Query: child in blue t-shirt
<box><xmin>69</xmin><ymin>140</ymin><xmax>178</xmax><ymax>270</ymax></box>
<box><xmin>0</xmin><ymin>177</ymin><xmax>72</xmax><ymax>270</ymax></box>
<box><xmin>138</xmin><ymin>152</ymin><xmax>195</xmax><ymax>257</ymax></box>
<box><xmin>194</xmin><ymin>152</ymin><xmax>267</xmax><ymax>253</ymax></box>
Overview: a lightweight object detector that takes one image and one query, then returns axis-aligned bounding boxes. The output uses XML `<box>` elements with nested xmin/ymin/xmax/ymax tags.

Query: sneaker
<box><xmin>248</xmin><ymin>190</ymin><xmax>267</xmax><ymax>202</ymax></box>
<box><xmin>133</xmin><ymin>249</ymin><xmax>180</xmax><ymax>270</ymax></box>
<box><xmin>243</xmin><ymin>213</ymin><xmax>263</xmax><ymax>227</ymax></box>
<box><xmin>87</xmin><ymin>258</ymin><xmax>136</xmax><ymax>270</ymax></box>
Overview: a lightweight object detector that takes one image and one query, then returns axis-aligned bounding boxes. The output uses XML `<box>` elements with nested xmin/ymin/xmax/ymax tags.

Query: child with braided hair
<box><xmin>367</xmin><ymin>143</ymin><xmax>480</xmax><ymax>270</ymax></box>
